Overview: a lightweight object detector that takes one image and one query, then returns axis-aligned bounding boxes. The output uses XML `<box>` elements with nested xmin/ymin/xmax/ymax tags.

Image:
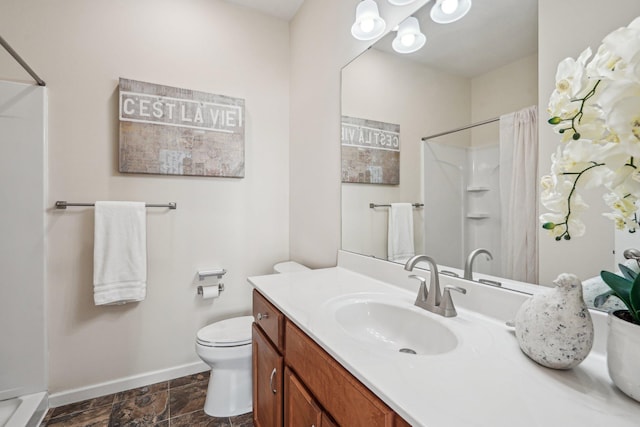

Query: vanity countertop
<box><xmin>248</xmin><ymin>263</ymin><xmax>640</xmax><ymax>427</ymax></box>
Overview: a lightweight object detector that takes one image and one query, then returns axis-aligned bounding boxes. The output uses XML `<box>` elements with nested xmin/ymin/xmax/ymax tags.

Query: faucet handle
<box><xmin>408</xmin><ymin>274</ymin><xmax>426</xmax><ymax>283</ymax></box>
<box><xmin>440</xmin><ymin>285</ymin><xmax>467</xmax><ymax>317</ymax></box>
<box><xmin>440</xmin><ymin>270</ymin><xmax>460</xmax><ymax>278</ymax></box>
<box><xmin>478</xmin><ymin>278</ymin><xmax>502</xmax><ymax>287</ymax></box>
<box><xmin>409</xmin><ymin>274</ymin><xmax>429</xmax><ymax>307</ymax></box>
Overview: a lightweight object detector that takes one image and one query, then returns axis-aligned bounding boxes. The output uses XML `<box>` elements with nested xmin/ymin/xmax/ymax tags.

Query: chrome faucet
<box><xmin>464</xmin><ymin>248</ymin><xmax>493</xmax><ymax>280</ymax></box>
<box><xmin>404</xmin><ymin>255</ymin><xmax>466</xmax><ymax>317</ymax></box>
<box><xmin>405</xmin><ymin>255</ymin><xmax>441</xmax><ymax>309</ymax></box>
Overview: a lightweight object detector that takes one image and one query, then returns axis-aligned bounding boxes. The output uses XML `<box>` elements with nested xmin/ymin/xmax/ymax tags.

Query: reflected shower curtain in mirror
<box><xmin>499</xmin><ymin>106</ymin><xmax>538</xmax><ymax>283</ymax></box>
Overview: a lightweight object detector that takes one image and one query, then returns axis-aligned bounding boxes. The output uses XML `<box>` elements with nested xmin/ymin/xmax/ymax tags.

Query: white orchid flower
<box><xmin>543</xmin><ymin>17</ymin><xmax>640</xmax><ymax>239</ymax></box>
<box><xmin>603</xmin><ymin>186</ymin><xmax>638</xmax><ymax>218</ymax></box>
<box><xmin>603</xmin><ymin>211</ymin><xmax>628</xmax><ymax>230</ymax></box>
<box><xmin>548</xmin><ymin>49</ymin><xmax>593</xmax><ymax>120</ymax></box>
<box><xmin>608</xmin><ymin>163</ymin><xmax>640</xmax><ymax>189</ymax></box>
<box><xmin>555</xmin><ymin>47</ymin><xmax>592</xmax><ymax>98</ymax></box>
<box><xmin>567</xmin><ymin>217</ymin><xmax>587</xmax><ymax>237</ymax></box>
<box><xmin>548</xmin><ymin>90</ymin><xmax>578</xmax><ymax>120</ymax></box>
<box><xmin>607</xmin><ymin>95</ymin><xmax>640</xmax><ymax>146</ymax></box>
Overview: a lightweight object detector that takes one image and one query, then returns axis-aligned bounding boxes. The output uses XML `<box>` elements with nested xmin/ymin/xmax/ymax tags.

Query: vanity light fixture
<box><xmin>392</xmin><ymin>16</ymin><xmax>426</xmax><ymax>54</ymax></box>
<box><xmin>351</xmin><ymin>0</ymin><xmax>386</xmax><ymax>41</ymax></box>
<box><xmin>430</xmin><ymin>0</ymin><xmax>472</xmax><ymax>24</ymax></box>
<box><xmin>387</xmin><ymin>0</ymin><xmax>418</xmax><ymax>5</ymax></box>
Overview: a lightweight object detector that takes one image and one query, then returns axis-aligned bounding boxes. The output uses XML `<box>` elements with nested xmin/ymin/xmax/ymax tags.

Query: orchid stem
<box><xmin>559</xmin><ymin>162</ymin><xmax>605</xmax><ymax>239</ymax></box>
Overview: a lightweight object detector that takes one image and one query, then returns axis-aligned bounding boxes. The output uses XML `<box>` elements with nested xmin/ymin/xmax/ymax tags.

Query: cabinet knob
<box><xmin>257</xmin><ymin>312</ymin><xmax>269</xmax><ymax>321</ymax></box>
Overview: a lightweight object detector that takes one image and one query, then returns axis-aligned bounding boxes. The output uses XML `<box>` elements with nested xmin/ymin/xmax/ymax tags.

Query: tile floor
<box><xmin>40</xmin><ymin>371</ymin><xmax>254</xmax><ymax>427</ymax></box>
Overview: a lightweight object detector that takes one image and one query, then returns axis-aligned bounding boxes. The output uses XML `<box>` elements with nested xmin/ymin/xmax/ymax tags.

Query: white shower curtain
<box><xmin>499</xmin><ymin>105</ymin><xmax>538</xmax><ymax>283</ymax></box>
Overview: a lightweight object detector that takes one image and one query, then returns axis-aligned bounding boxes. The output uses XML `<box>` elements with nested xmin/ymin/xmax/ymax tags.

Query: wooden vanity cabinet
<box><xmin>253</xmin><ymin>290</ymin><xmax>286</xmax><ymax>427</ymax></box>
<box><xmin>284</xmin><ymin>367</ymin><xmax>338</xmax><ymax>427</ymax></box>
<box><xmin>252</xmin><ymin>290</ymin><xmax>410</xmax><ymax>427</ymax></box>
<box><xmin>253</xmin><ymin>324</ymin><xmax>283</xmax><ymax>427</ymax></box>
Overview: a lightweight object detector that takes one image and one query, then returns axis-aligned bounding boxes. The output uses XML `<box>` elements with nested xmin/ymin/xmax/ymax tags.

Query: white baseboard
<box><xmin>48</xmin><ymin>361</ymin><xmax>209</xmax><ymax>408</ymax></box>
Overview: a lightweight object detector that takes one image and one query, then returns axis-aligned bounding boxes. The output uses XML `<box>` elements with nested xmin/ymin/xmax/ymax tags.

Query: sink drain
<box><xmin>399</xmin><ymin>348</ymin><xmax>417</xmax><ymax>354</ymax></box>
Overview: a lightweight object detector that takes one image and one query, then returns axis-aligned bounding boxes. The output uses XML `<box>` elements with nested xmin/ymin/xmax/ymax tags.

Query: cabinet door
<box><xmin>285</xmin><ymin>321</ymin><xmax>397</xmax><ymax>427</ymax></box>
<box><xmin>253</xmin><ymin>324</ymin><xmax>283</xmax><ymax>427</ymax></box>
<box><xmin>284</xmin><ymin>367</ymin><xmax>322</xmax><ymax>427</ymax></box>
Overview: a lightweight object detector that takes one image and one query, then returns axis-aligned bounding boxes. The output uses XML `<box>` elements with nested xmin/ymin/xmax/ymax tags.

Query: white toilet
<box><xmin>195</xmin><ymin>315</ymin><xmax>254</xmax><ymax>416</ymax></box>
<box><xmin>195</xmin><ymin>261</ymin><xmax>309</xmax><ymax>417</ymax></box>
<box><xmin>272</xmin><ymin>260</ymin><xmax>310</xmax><ymax>274</ymax></box>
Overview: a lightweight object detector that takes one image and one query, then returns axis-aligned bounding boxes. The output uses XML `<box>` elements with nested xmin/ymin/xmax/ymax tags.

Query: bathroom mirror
<box><xmin>341</xmin><ymin>0</ymin><xmax>640</xmax><ymax>312</ymax></box>
<box><xmin>341</xmin><ymin>0</ymin><xmax>538</xmax><ymax>279</ymax></box>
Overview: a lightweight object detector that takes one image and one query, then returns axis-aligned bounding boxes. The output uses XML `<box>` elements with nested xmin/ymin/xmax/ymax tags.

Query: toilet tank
<box><xmin>273</xmin><ymin>261</ymin><xmax>309</xmax><ymax>274</ymax></box>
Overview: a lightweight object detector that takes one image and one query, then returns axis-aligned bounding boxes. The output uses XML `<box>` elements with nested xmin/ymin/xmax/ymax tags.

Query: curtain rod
<box><xmin>0</xmin><ymin>35</ymin><xmax>46</xmax><ymax>87</ymax></box>
<box><xmin>421</xmin><ymin>116</ymin><xmax>500</xmax><ymax>141</ymax></box>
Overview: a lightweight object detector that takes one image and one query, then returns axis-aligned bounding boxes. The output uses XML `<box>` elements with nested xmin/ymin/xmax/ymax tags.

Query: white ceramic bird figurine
<box><xmin>514</xmin><ymin>273</ymin><xmax>594</xmax><ymax>369</ymax></box>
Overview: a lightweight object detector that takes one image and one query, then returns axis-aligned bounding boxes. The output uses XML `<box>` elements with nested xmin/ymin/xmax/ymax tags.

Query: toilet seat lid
<box><xmin>197</xmin><ymin>315</ymin><xmax>253</xmax><ymax>347</ymax></box>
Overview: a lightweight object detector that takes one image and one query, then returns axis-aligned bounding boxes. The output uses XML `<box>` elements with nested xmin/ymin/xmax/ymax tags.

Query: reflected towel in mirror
<box><xmin>388</xmin><ymin>203</ymin><xmax>415</xmax><ymax>262</ymax></box>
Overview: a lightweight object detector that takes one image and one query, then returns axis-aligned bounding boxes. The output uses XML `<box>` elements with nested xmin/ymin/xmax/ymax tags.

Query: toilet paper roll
<box><xmin>198</xmin><ymin>285</ymin><xmax>220</xmax><ymax>299</ymax></box>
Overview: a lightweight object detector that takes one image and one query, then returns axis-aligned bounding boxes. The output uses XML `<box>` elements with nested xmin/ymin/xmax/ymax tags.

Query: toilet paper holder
<box><xmin>197</xmin><ymin>283</ymin><xmax>225</xmax><ymax>295</ymax></box>
<box><xmin>198</xmin><ymin>269</ymin><xmax>227</xmax><ymax>281</ymax></box>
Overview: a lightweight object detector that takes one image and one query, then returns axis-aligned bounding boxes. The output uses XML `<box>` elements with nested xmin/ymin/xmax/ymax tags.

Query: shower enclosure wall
<box><xmin>0</xmin><ymin>80</ymin><xmax>48</xmax><ymax>425</ymax></box>
<box><xmin>423</xmin><ymin>135</ymin><xmax>501</xmax><ymax>276</ymax></box>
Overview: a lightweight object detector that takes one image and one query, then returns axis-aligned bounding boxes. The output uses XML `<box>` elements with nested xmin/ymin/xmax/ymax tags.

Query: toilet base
<box><xmin>203</xmin><ymin>367</ymin><xmax>253</xmax><ymax>417</ymax></box>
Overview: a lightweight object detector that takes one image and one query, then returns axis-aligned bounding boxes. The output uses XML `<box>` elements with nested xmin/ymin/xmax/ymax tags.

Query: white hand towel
<box><xmin>93</xmin><ymin>201</ymin><xmax>147</xmax><ymax>305</ymax></box>
<box><xmin>388</xmin><ymin>203</ymin><xmax>415</xmax><ymax>262</ymax></box>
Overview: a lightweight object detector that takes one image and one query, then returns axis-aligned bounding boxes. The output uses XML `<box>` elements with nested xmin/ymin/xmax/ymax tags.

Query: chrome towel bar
<box><xmin>55</xmin><ymin>201</ymin><xmax>177</xmax><ymax>209</ymax></box>
<box><xmin>369</xmin><ymin>203</ymin><xmax>424</xmax><ymax>208</ymax></box>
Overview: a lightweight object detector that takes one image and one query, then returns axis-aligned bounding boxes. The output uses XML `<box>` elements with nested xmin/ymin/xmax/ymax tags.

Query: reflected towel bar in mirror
<box><xmin>369</xmin><ymin>203</ymin><xmax>424</xmax><ymax>208</ymax></box>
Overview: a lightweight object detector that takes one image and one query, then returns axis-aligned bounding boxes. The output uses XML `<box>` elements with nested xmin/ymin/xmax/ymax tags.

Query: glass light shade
<box><xmin>388</xmin><ymin>0</ymin><xmax>418</xmax><ymax>5</ymax></box>
<box><xmin>441</xmin><ymin>0</ymin><xmax>458</xmax><ymax>14</ymax></box>
<box><xmin>430</xmin><ymin>0</ymin><xmax>472</xmax><ymax>24</ymax></box>
<box><xmin>392</xmin><ymin>17</ymin><xmax>426</xmax><ymax>54</ymax></box>
<box><xmin>351</xmin><ymin>0</ymin><xmax>386</xmax><ymax>41</ymax></box>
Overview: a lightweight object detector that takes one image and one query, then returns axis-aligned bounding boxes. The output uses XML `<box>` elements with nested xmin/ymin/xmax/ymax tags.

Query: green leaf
<box><xmin>601</xmin><ymin>270</ymin><xmax>632</xmax><ymax>309</ymax></box>
<box><xmin>548</xmin><ymin>117</ymin><xmax>563</xmax><ymax>125</ymax></box>
<box><xmin>619</xmin><ymin>263</ymin><xmax>638</xmax><ymax>281</ymax></box>
<box><xmin>630</xmin><ymin>274</ymin><xmax>640</xmax><ymax>322</ymax></box>
<box><xmin>542</xmin><ymin>222</ymin><xmax>556</xmax><ymax>230</ymax></box>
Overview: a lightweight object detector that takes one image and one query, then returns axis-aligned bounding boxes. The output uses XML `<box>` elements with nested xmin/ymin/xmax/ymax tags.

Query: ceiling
<box><xmin>223</xmin><ymin>0</ymin><xmax>305</xmax><ymax>21</ymax></box>
<box><xmin>222</xmin><ymin>0</ymin><xmax>538</xmax><ymax>77</ymax></box>
<box><xmin>374</xmin><ymin>0</ymin><xmax>538</xmax><ymax>77</ymax></box>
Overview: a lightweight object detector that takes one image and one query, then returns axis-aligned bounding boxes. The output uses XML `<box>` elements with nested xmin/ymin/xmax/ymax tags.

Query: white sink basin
<box><xmin>329</xmin><ymin>294</ymin><xmax>458</xmax><ymax>356</ymax></box>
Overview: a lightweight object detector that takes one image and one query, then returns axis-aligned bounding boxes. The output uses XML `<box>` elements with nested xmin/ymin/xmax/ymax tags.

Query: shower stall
<box><xmin>422</xmin><ymin>106</ymin><xmax>538</xmax><ymax>283</ymax></box>
<box><xmin>423</xmin><ymin>134</ymin><xmax>501</xmax><ymax>277</ymax></box>
<box><xmin>0</xmin><ymin>36</ymin><xmax>48</xmax><ymax>427</ymax></box>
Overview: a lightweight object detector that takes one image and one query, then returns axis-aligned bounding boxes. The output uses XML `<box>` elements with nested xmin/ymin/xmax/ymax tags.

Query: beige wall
<box><xmin>470</xmin><ymin>53</ymin><xmax>538</xmax><ymax>148</ymax></box>
<box><xmin>1</xmin><ymin>0</ymin><xmax>290</xmax><ymax>393</ymax></box>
